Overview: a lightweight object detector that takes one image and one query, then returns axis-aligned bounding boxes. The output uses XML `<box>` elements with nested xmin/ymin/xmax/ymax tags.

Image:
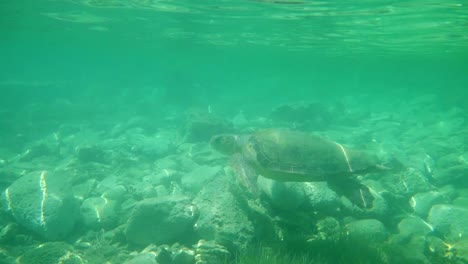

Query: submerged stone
<box><xmin>81</xmin><ymin>196</ymin><xmax>119</xmax><ymax>230</ymax></box>
<box><xmin>193</xmin><ymin>175</ymin><xmax>254</xmax><ymax>252</ymax></box>
<box><xmin>2</xmin><ymin>171</ymin><xmax>79</xmax><ymax>240</ymax></box>
<box><xmin>427</xmin><ymin>204</ymin><xmax>468</xmax><ymax>241</ymax></box>
<box><xmin>18</xmin><ymin>242</ymin><xmax>83</xmax><ymax>264</ymax></box>
<box><xmin>345</xmin><ymin>219</ymin><xmax>388</xmax><ymax>244</ymax></box>
<box><xmin>257</xmin><ymin>177</ymin><xmax>306</xmax><ymax>211</ymax></box>
<box><xmin>410</xmin><ymin>191</ymin><xmax>446</xmax><ymax>217</ymax></box>
<box><xmin>125</xmin><ymin>196</ymin><xmax>197</xmax><ymax>246</ymax></box>
<box><xmin>303</xmin><ymin>182</ymin><xmax>341</xmax><ymax>214</ymax></box>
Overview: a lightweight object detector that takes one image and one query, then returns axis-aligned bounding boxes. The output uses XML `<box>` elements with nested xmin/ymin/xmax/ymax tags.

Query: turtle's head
<box><xmin>210</xmin><ymin>134</ymin><xmax>242</xmax><ymax>155</ymax></box>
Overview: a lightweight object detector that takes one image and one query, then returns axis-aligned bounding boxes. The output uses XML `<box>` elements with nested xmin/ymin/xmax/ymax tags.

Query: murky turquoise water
<box><xmin>2</xmin><ymin>0</ymin><xmax>468</xmax><ymax>108</ymax></box>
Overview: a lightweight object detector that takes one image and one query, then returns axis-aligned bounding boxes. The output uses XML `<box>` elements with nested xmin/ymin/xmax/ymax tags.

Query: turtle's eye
<box><xmin>221</xmin><ymin>137</ymin><xmax>235</xmax><ymax>150</ymax></box>
<box><xmin>210</xmin><ymin>136</ymin><xmax>222</xmax><ymax>146</ymax></box>
<box><xmin>210</xmin><ymin>135</ymin><xmax>237</xmax><ymax>155</ymax></box>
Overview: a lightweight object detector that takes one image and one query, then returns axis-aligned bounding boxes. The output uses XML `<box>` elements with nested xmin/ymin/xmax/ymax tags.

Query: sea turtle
<box><xmin>211</xmin><ymin>129</ymin><xmax>384</xmax><ymax>209</ymax></box>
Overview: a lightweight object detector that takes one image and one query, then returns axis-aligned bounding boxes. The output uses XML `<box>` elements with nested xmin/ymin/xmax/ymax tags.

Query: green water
<box><xmin>1</xmin><ymin>0</ymin><xmax>467</xmax><ymax>152</ymax></box>
<box><xmin>2</xmin><ymin>0</ymin><xmax>467</xmax><ymax>109</ymax></box>
<box><xmin>1</xmin><ymin>0</ymin><xmax>468</xmax><ymax>263</ymax></box>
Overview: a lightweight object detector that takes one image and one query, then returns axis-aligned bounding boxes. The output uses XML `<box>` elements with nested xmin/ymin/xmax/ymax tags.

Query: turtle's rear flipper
<box><xmin>329</xmin><ymin>179</ymin><xmax>375</xmax><ymax>209</ymax></box>
<box><xmin>349</xmin><ymin>184</ymin><xmax>375</xmax><ymax>209</ymax></box>
<box><xmin>231</xmin><ymin>154</ymin><xmax>259</xmax><ymax>196</ymax></box>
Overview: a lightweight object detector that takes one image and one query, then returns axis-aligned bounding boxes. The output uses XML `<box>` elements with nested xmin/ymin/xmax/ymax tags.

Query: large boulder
<box><xmin>2</xmin><ymin>171</ymin><xmax>79</xmax><ymax>240</ymax></box>
<box><xmin>269</xmin><ymin>101</ymin><xmax>333</xmax><ymax>130</ymax></box>
<box><xmin>410</xmin><ymin>191</ymin><xmax>446</xmax><ymax>217</ymax></box>
<box><xmin>257</xmin><ymin>177</ymin><xmax>306</xmax><ymax>211</ymax></box>
<box><xmin>194</xmin><ymin>239</ymin><xmax>231</xmax><ymax>264</ymax></box>
<box><xmin>80</xmin><ymin>197</ymin><xmax>119</xmax><ymax>230</ymax></box>
<box><xmin>181</xmin><ymin>165</ymin><xmax>223</xmax><ymax>193</ymax></box>
<box><xmin>123</xmin><ymin>252</ymin><xmax>158</xmax><ymax>264</ymax></box>
<box><xmin>303</xmin><ymin>182</ymin><xmax>341</xmax><ymax>214</ymax></box>
<box><xmin>179</xmin><ymin>110</ymin><xmax>233</xmax><ymax>143</ymax></box>
<box><xmin>345</xmin><ymin>219</ymin><xmax>388</xmax><ymax>244</ymax></box>
<box><xmin>125</xmin><ymin>196</ymin><xmax>197</xmax><ymax>246</ymax></box>
<box><xmin>125</xmin><ymin>129</ymin><xmax>174</xmax><ymax>159</ymax></box>
<box><xmin>396</xmin><ymin>217</ymin><xmax>434</xmax><ymax>238</ymax></box>
<box><xmin>432</xmin><ymin>164</ymin><xmax>468</xmax><ymax>185</ymax></box>
<box><xmin>17</xmin><ymin>242</ymin><xmax>84</xmax><ymax>264</ymax></box>
<box><xmin>427</xmin><ymin>204</ymin><xmax>468</xmax><ymax>241</ymax></box>
<box><xmin>193</xmin><ymin>175</ymin><xmax>254</xmax><ymax>252</ymax></box>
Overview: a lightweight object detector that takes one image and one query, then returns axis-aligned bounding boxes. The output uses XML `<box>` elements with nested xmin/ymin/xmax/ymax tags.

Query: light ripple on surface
<box><xmin>13</xmin><ymin>0</ymin><xmax>468</xmax><ymax>55</ymax></box>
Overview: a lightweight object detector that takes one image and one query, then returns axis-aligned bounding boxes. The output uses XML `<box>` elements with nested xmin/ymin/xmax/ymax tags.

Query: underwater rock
<box><xmin>232</xmin><ymin>111</ymin><xmax>249</xmax><ymax>130</ymax></box>
<box><xmin>257</xmin><ymin>177</ymin><xmax>306</xmax><ymax>211</ymax></box>
<box><xmin>16</xmin><ymin>138</ymin><xmax>61</xmax><ymax>163</ymax></box>
<box><xmin>453</xmin><ymin>191</ymin><xmax>468</xmax><ymax>207</ymax></box>
<box><xmin>94</xmin><ymin>177</ymin><xmax>130</xmax><ymax>200</ymax></box>
<box><xmin>389</xmin><ymin>216</ymin><xmax>434</xmax><ymax>260</ymax></box>
<box><xmin>343</xmin><ymin>192</ymin><xmax>389</xmax><ymax>219</ymax></box>
<box><xmin>453</xmin><ymin>197</ymin><xmax>468</xmax><ymax>208</ymax></box>
<box><xmin>138</xmin><ymin>184</ymin><xmax>171</xmax><ymax>200</ymax></box>
<box><xmin>410</xmin><ymin>191</ymin><xmax>446</xmax><ymax>217</ymax></box>
<box><xmin>426</xmin><ymin>235</ymin><xmax>455</xmax><ymax>262</ymax></box>
<box><xmin>194</xmin><ymin>240</ymin><xmax>231</xmax><ymax>264</ymax></box>
<box><xmin>181</xmin><ymin>165</ymin><xmax>223</xmax><ymax>193</ymax></box>
<box><xmin>126</xmin><ymin>130</ymin><xmax>174</xmax><ymax>159</ymax></box>
<box><xmin>142</xmin><ymin>168</ymin><xmax>181</xmax><ymax>188</ymax></box>
<box><xmin>72</xmin><ymin>179</ymin><xmax>98</xmax><ymax>201</ymax></box>
<box><xmin>427</xmin><ymin>204</ymin><xmax>468</xmax><ymax>241</ymax></box>
<box><xmin>345</xmin><ymin>219</ymin><xmax>388</xmax><ymax>244</ymax></box>
<box><xmin>436</xmin><ymin>152</ymin><xmax>466</xmax><ymax>170</ymax></box>
<box><xmin>154</xmin><ymin>155</ymin><xmax>185</xmax><ymax>171</ymax></box>
<box><xmin>154</xmin><ymin>185</ymin><xmax>170</xmax><ymax>197</ymax></box>
<box><xmin>388</xmin><ymin>235</ymin><xmax>430</xmax><ymax>264</ymax></box>
<box><xmin>0</xmin><ymin>248</ymin><xmax>15</xmax><ymax>264</ymax></box>
<box><xmin>98</xmin><ymin>128</ymin><xmax>174</xmax><ymax>165</ymax></box>
<box><xmin>75</xmin><ymin>145</ymin><xmax>108</xmax><ymax>163</ymax></box>
<box><xmin>109</xmin><ymin>117</ymin><xmax>161</xmax><ymax>138</ymax></box>
<box><xmin>425</xmin><ymin>235</ymin><xmax>468</xmax><ymax>263</ymax></box>
<box><xmin>152</xmin><ymin>244</ymin><xmax>172</xmax><ymax>264</ymax></box>
<box><xmin>0</xmin><ymin>222</ymin><xmax>19</xmax><ymax>243</ymax></box>
<box><xmin>269</xmin><ymin>101</ymin><xmax>333</xmax><ymax>130</ymax></box>
<box><xmin>2</xmin><ymin>171</ymin><xmax>79</xmax><ymax>240</ymax></box>
<box><xmin>449</xmin><ymin>237</ymin><xmax>468</xmax><ymax>263</ymax></box>
<box><xmin>125</xmin><ymin>196</ymin><xmax>197</xmax><ymax>246</ymax></box>
<box><xmin>102</xmin><ymin>185</ymin><xmax>128</xmax><ymax>202</ymax></box>
<box><xmin>80</xmin><ymin>197</ymin><xmax>119</xmax><ymax>230</ymax></box>
<box><xmin>17</xmin><ymin>241</ymin><xmax>85</xmax><ymax>264</ymax></box>
<box><xmin>145</xmin><ymin>243</ymin><xmax>194</xmax><ymax>264</ymax></box>
<box><xmin>178</xmin><ymin>142</ymin><xmax>224</xmax><ymax>165</ymax></box>
<box><xmin>193</xmin><ymin>175</ymin><xmax>254</xmax><ymax>252</ymax></box>
<box><xmin>397</xmin><ymin>168</ymin><xmax>433</xmax><ymax>194</ymax></box>
<box><xmin>123</xmin><ymin>252</ymin><xmax>158</xmax><ymax>264</ymax></box>
<box><xmin>312</xmin><ymin>216</ymin><xmax>341</xmax><ymax>242</ymax></box>
<box><xmin>432</xmin><ymin>164</ymin><xmax>468</xmax><ymax>185</ymax></box>
<box><xmin>172</xmin><ymin>246</ymin><xmax>195</xmax><ymax>264</ymax></box>
<box><xmin>396</xmin><ymin>217</ymin><xmax>434</xmax><ymax>239</ymax></box>
<box><xmin>179</xmin><ymin>110</ymin><xmax>233</xmax><ymax>143</ymax></box>
<box><xmin>303</xmin><ymin>182</ymin><xmax>341</xmax><ymax>214</ymax></box>
<box><xmin>0</xmin><ymin>166</ymin><xmax>22</xmax><ymax>191</ymax></box>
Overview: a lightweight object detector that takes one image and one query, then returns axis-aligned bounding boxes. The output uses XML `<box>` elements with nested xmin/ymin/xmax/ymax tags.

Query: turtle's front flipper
<box><xmin>231</xmin><ymin>154</ymin><xmax>259</xmax><ymax>196</ymax></box>
<box><xmin>329</xmin><ymin>178</ymin><xmax>375</xmax><ymax>209</ymax></box>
